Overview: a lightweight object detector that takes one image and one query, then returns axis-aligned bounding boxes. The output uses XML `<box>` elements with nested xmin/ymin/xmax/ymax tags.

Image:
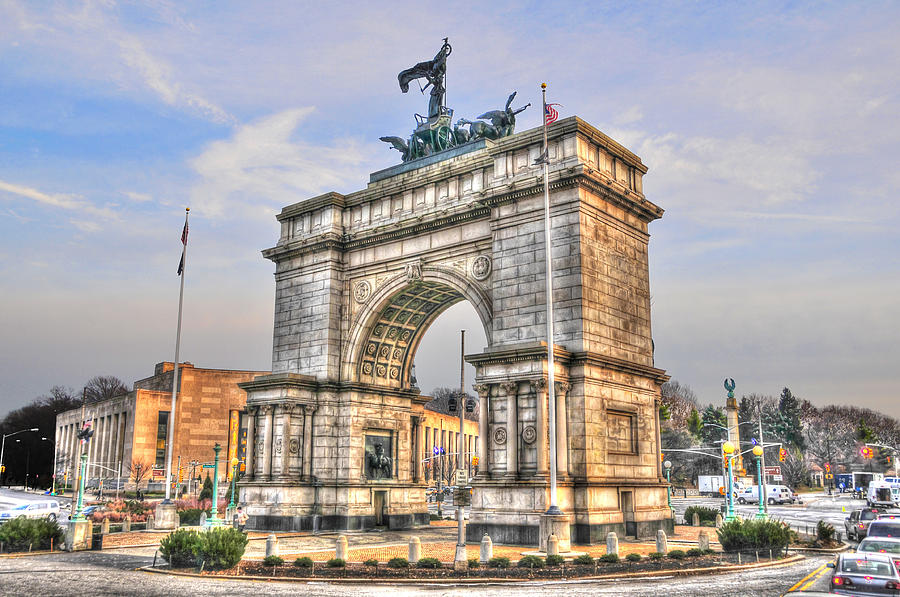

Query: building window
<box><xmin>156</xmin><ymin>411</ymin><xmax>169</xmax><ymax>466</ymax></box>
<box><xmin>607</xmin><ymin>410</ymin><xmax>637</xmax><ymax>454</ymax></box>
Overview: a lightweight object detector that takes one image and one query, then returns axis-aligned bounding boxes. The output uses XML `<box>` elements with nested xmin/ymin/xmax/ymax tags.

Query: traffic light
<box><xmin>861</xmin><ymin>446</ymin><xmax>874</xmax><ymax>459</ymax></box>
<box><xmin>824</xmin><ymin>462</ymin><xmax>831</xmax><ymax>473</ymax></box>
<box><xmin>779</xmin><ymin>448</ymin><xmax>787</xmax><ymax>462</ymax></box>
<box><xmin>471</xmin><ymin>456</ymin><xmax>479</xmax><ymax>466</ymax></box>
<box><xmin>465</xmin><ymin>398</ymin><xmax>475</xmax><ymax>413</ymax></box>
<box><xmin>447</xmin><ymin>397</ymin><xmax>458</xmax><ymax>412</ymax></box>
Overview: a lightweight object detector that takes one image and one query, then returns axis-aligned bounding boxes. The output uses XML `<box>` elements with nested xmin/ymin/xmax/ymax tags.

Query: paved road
<box><xmin>0</xmin><ymin>546</ymin><xmax>837</xmax><ymax>596</ymax></box>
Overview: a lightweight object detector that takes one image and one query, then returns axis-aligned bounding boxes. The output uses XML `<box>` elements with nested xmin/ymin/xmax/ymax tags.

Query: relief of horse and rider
<box><xmin>381</xmin><ymin>38</ymin><xmax>530</xmax><ymax>162</ymax></box>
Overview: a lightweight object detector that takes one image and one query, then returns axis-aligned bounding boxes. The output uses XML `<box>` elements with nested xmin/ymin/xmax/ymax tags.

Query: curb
<box><xmin>138</xmin><ymin>554</ymin><xmax>805</xmax><ymax>585</ymax></box>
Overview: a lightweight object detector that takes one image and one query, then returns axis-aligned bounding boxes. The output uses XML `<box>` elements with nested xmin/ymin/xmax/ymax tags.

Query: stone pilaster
<box><xmin>530</xmin><ymin>378</ymin><xmax>549</xmax><ymax>476</ymax></box>
<box><xmin>302</xmin><ymin>406</ymin><xmax>315</xmax><ymax>481</ymax></box>
<box><xmin>260</xmin><ymin>405</ymin><xmax>274</xmax><ymax>481</ymax></box>
<box><xmin>244</xmin><ymin>406</ymin><xmax>256</xmax><ymax>481</ymax></box>
<box><xmin>502</xmin><ymin>381</ymin><xmax>518</xmax><ymax>478</ymax></box>
<box><xmin>555</xmin><ymin>382</ymin><xmax>570</xmax><ymax>478</ymax></box>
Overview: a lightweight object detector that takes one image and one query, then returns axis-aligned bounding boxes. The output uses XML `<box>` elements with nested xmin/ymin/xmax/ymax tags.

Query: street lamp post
<box><xmin>752</xmin><ymin>445</ymin><xmax>766</xmax><ymax>519</ymax></box>
<box><xmin>72</xmin><ymin>450</ymin><xmax>89</xmax><ymax>520</ymax></box>
<box><xmin>664</xmin><ymin>460</ymin><xmax>673</xmax><ymax>513</ymax></box>
<box><xmin>45</xmin><ymin>436</ymin><xmax>59</xmax><ymax>495</ymax></box>
<box><xmin>229</xmin><ymin>457</ymin><xmax>239</xmax><ymax>511</ymax></box>
<box><xmin>723</xmin><ymin>441</ymin><xmax>737</xmax><ymax>522</ymax></box>
<box><xmin>0</xmin><ymin>427</ymin><xmax>39</xmax><ymax>487</ymax></box>
<box><xmin>209</xmin><ymin>443</ymin><xmax>222</xmax><ymax>525</ymax></box>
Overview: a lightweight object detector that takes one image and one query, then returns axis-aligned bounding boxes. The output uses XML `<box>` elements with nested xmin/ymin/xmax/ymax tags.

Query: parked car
<box><xmin>846</xmin><ymin>508</ymin><xmax>883</xmax><ymax>542</ymax></box>
<box><xmin>828</xmin><ymin>552</ymin><xmax>900</xmax><ymax>595</ymax></box>
<box><xmin>736</xmin><ymin>484</ymin><xmax>795</xmax><ymax>505</ymax></box>
<box><xmin>868</xmin><ymin>520</ymin><xmax>900</xmax><ymax>540</ymax></box>
<box><xmin>0</xmin><ymin>500</ymin><xmax>61</xmax><ymax>523</ymax></box>
<box><xmin>857</xmin><ymin>537</ymin><xmax>900</xmax><ymax>568</ymax></box>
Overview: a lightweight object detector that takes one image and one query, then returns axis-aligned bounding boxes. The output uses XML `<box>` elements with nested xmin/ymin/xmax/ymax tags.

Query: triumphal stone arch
<box><xmin>239</xmin><ymin>41</ymin><xmax>672</xmax><ymax>541</ymax></box>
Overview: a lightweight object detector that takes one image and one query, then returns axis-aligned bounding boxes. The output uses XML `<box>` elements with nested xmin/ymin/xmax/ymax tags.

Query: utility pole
<box><xmin>455</xmin><ymin>329</ymin><xmax>467</xmax><ymax>570</ymax></box>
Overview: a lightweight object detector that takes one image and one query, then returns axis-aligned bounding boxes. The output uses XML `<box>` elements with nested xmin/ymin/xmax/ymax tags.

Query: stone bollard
<box><xmin>692</xmin><ymin>512</ymin><xmax>700</xmax><ymax>527</ymax></box>
<box><xmin>656</xmin><ymin>529</ymin><xmax>668</xmax><ymax>554</ymax></box>
<box><xmin>336</xmin><ymin>535</ymin><xmax>349</xmax><ymax>561</ymax></box>
<box><xmin>606</xmin><ymin>531</ymin><xmax>618</xmax><ymax>556</ymax></box>
<box><xmin>408</xmin><ymin>536</ymin><xmax>421</xmax><ymax>564</ymax></box>
<box><xmin>265</xmin><ymin>534</ymin><xmax>279</xmax><ymax>558</ymax></box>
<box><xmin>699</xmin><ymin>531</ymin><xmax>710</xmax><ymax>552</ymax></box>
<box><xmin>147</xmin><ymin>515</ymin><xmax>155</xmax><ymax>530</ymax></box>
<box><xmin>480</xmin><ymin>533</ymin><xmax>493</xmax><ymax>564</ymax></box>
<box><xmin>715</xmin><ymin>513</ymin><xmax>723</xmax><ymax>528</ymax></box>
<box><xmin>123</xmin><ymin>516</ymin><xmax>131</xmax><ymax>532</ymax></box>
<box><xmin>547</xmin><ymin>533</ymin><xmax>559</xmax><ymax>556</ymax></box>
<box><xmin>100</xmin><ymin>518</ymin><xmax>110</xmax><ymax>535</ymax></box>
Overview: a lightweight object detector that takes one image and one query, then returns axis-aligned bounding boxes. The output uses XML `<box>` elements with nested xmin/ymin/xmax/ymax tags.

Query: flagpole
<box><xmin>164</xmin><ymin>207</ymin><xmax>190</xmax><ymax>503</ymax></box>
<box><xmin>541</xmin><ymin>83</ymin><xmax>561</xmax><ymax>515</ymax></box>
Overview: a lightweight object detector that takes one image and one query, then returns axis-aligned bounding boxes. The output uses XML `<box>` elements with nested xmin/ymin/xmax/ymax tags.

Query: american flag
<box><xmin>544</xmin><ymin>103</ymin><xmax>561</xmax><ymax>125</ymax></box>
<box><xmin>177</xmin><ymin>219</ymin><xmax>189</xmax><ymax>275</ymax></box>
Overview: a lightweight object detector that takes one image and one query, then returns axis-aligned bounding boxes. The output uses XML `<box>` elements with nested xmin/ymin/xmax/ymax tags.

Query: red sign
<box><xmin>764</xmin><ymin>466</ymin><xmax>782</xmax><ymax>476</ymax></box>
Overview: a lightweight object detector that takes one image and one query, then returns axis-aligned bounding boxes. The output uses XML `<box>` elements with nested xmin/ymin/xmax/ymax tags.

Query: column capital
<box><xmin>472</xmin><ymin>383</ymin><xmax>491</xmax><ymax>398</ymax></box>
<box><xmin>529</xmin><ymin>378</ymin><xmax>548</xmax><ymax>392</ymax></box>
<box><xmin>500</xmin><ymin>381</ymin><xmax>518</xmax><ymax>395</ymax></box>
<box><xmin>554</xmin><ymin>381</ymin><xmax>572</xmax><ymax>395</ymax></box>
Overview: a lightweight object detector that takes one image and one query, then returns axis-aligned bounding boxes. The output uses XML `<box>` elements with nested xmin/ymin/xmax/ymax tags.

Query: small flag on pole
<box><xmin>177</xmin><ymin>218</ymin><xmax>189</xmax><ymax>275</ymax></box>
<box><xmin>544</xmin><ymin>103</ymin><xmax>561</xmax><ymax>125</ymax></box>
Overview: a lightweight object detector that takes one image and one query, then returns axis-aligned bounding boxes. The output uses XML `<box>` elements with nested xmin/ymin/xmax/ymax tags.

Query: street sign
<box><xmin>453</xmin><ymin>489</ymin><xmax>471</xmax><ymax>507</ymax></box>
<box><xmin>764</xmin><ymin>466</ymin><xmax>782</xmax><ymax>476</ymax></box>
<box><xmin>454</xmin><ymin>469</ymin><xmax>467</xmax><ymax>486</ymax></box>
<box><xmin>772</xmin><ymin>474</ymin><xmax>783</xmax><ymax>481</ymax></box>
<box><xmin>202</xmin><ymin>464</ymin><xmax>216</xmax><ymax>469</ymax></box>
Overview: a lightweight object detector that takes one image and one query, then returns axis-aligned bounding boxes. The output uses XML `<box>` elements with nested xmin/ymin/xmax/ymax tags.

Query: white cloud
<box><xmin>123</xmin><ymin>191</ymin><xmax>153</xmax><ymax>202</ymax></box>
<box><xmin>189</xmin><ymin>108</ymin><xmax>376</xmax><ymax>219</ymax></box>
<box><xmin>0</xmin><ymin>177</ymin><xmax>119</xmax><ymax>228</ymax></box>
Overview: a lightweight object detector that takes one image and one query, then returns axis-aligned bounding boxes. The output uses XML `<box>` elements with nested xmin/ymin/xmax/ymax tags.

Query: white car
<box><xmin>857</xmin><ymin>536</ymin><xmax>900</xmax><ymax>568</ymax></box>
<box><xmin>736</xmin><ymin>484</ymin><xmax>795</xmax><ymax>505</ymax></box>
<box><xmin>0</xmin><ymin>500</ymin><xmax>61</xmax><ymax>523</ymax></box>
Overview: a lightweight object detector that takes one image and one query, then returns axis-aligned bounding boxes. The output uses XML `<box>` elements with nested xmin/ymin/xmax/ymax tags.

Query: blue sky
<box><xmin>1</xmin><ymin>1</ymin><xmax>898</xmax><ymax>416</ymax></box>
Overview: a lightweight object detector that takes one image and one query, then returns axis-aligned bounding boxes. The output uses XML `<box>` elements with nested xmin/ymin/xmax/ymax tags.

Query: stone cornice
<box><xmin>569</xmin><ymin>351</ymin><xmax>670</xmax><ymax>384</ymax></box>
<box><xmin>240</xmin><ymin>373</ymin><xmax>426</xmax><ymax>402</ymax></box>
<box><xmin>466</xmin><ymin>341</ymin><xmax>573</xmax><ymax>366</ymax></box>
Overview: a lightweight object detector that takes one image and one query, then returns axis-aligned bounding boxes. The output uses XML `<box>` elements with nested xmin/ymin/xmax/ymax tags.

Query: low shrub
<box><xmin>685</xmin><ymin>505</ymin><xmax>720</xmax><ymax>525</ymax></box>
<box><xmin>573</xmin><ymin>554</ymin><xmax>595</xmax><ymax>566</ymax></box>
<box><xmin>598</xmin><ymin>553</ymin><xmax>619</xmax><ymax>563</ymax></box>
<box><xmin>648</xmin><ymin>552</ymin><xmax>664</xmax><ymax>560</ymax></box>
<box><xmin>196</xmin><ymin>527</ymin><xmax>248</xmax><ymax>570</ymax></box>
<box><xmin>429</xmin><ymin>514</ymin><xmax>441</xmax><ymax>521</ymax></box>
<box><xmin>545</xmin><ymin>554</ymin><xmax>565</xmax><ymax>566</ymax></box>
<box><xmin>686</xmin><ymin>548</ymin><xmax>704</xmax><ymax>557</ymax></box>
<box><xmin>263</xmin><ymin>555</ymin><xmax>284</xmax><ymax>566</ymax></box>
<box><xmin>716</xmin><ymin>518</ymin><xmax>792</xmax><ymax>557</ymax></box>
<box><xmin>625</xmin><ymin>553</ymin><xmax>642</xmax><ymax>562</ymax></box>
<box><xmin>816</xmin><ymin>520</ymin><xmax>836</xmax><ymax>545</ymax></box>
<box><xmin>467</xmin><ymin>558</ymin><xmax>480</xmax><ymax>568</ymax></box>
<box><xmin>387</xmin><ymin>557</ymin><xmax>408</xmax><ymax>569</ymax></box>
<box><xmin>416</xmin><ymin>557</ymin><xmax>441</xmax><ymax>569</ymax></box>
<box><xmin>177</xmin><ymin>508</ymin><xmax>205</xmax><ymax>526</ymax></box>
<box><xmin>327</xmin><ymin>558</ymin><xmax>346</xmax><ymax>568</ymax></box>
<box><xmin>517</xmin><ymin>555</ymin><xmax>544</xmax><ymax>569</ymax></box>
<box><xmin>159</xmin><ymin>528</ymin><xmax>201</xmax><ymax>567</ymax></box>
<box><xmin>363</xmin><ymin>558</ymin><xmax>379</xmax><ymax>567</ymax></box>
<box><xmin>294</xmin><ymin>557</ymin><xmax>314</xmax><ymax>568</ymax></box>
<box><xmin>488</xmin><ymin>556</ymin><xmax>511</xmax><ymax>569</ymax></box>
<box><xmin>704</xmin><ymin>548</ymin><xmax>716</xmax><ymax>555</ymax></box>
<box><xmin>0</xmin><ymin>518</ymin><xmax>64</xmax><ymax>552</ymax></box>
<box><xmin>667</xmin><ymin>549</ymin><xmax>686</xmax><ymax>560</ymax></box>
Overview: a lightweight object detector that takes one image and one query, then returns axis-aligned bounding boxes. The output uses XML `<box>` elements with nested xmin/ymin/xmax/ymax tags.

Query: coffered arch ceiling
<box><xmin>357</xmin><ymin>281</ymin><xmax>467</xmax><ymax>388</ymax></box>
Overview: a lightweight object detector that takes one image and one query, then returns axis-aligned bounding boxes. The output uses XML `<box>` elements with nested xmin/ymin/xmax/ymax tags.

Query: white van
<box><xmin>0</xmin><ymin>500</ymin><xmax>61</xmax><ymax>523</ymax></box>
<box><xmin>736</xmin><ymin>484</ymin><xmax>795</xmax><ymax>505</ymax></box>
<box><xmin>868</xmin><ymin>481</ymin><xmax>897</xmax><ymax>508</ymax></box>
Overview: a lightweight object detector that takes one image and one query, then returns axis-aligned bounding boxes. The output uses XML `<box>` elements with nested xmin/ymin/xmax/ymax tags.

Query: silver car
<box><xmin>0</xmin><ymin>500</ymin><xmax>61</xmax><ymax>523</ymax></box>
<box><xmin>829</xmin><ymin>552</ymin><xmax>900</xmax><ymax>595</ymax></box>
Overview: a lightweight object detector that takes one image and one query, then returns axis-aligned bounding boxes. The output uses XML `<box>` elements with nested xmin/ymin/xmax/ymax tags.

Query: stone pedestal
<box><xmin>154</xmin><ymin>502</ymin><xmax>178</xmax><ymax>530</ymax></box>
<box><xmin>65</xmin><ymin>520</ymin><xmax>92</xmax><ymax>551</ymax></box>
<box><xmin>539</xmin><ymin>513</ymin><xmax>572</xmax><ymax>553</ymax></box>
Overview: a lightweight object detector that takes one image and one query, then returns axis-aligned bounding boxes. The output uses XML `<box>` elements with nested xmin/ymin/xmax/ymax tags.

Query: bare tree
<box><xmin>129</xmin><ymin>460</ymin><xmax>152</xmax><ymax>488</ymax></box>
<box><xmin>660</xmin><ymin>380</ymin><xmax>699</xmax><ymax>429</ymax></box>
<box><xmin>84</xmin><ymin>376</ymin><xmax>129</xmax><ymax>403</ymax></box>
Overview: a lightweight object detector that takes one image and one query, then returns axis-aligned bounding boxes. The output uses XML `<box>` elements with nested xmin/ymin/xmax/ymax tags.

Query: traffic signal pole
<box><xmin>758</xmin><ymin>413</ymin><xmax>768</xmax><ymax>515</ymax></box>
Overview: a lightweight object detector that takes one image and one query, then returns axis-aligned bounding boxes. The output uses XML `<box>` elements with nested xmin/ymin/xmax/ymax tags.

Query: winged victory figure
<box><xmin>477</xmin><ymin>91</ymin><xmax>531</xmax><ymax>137</ymax></box>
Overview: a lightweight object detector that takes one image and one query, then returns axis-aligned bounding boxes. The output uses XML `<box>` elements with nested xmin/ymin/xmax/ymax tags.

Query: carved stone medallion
<box><xmin>522</xmin><ymin>425</ymin><xmax>536</xmax><ymax>445</ymax></box>
<box><xmin>493</xmin><ymin>426</ymin><xmax>507</xmax><ymax>445</ymax></box>
<box><xmin>405</xmin><ymin>260</ymin><xmax>423</xmax><ymax>282</ymax></box>
<box><xmin>289</xmin><ymin>438</ymin><xmax>300</xmax><ymax>454</ymax></box>
<box><xmin>353</xmin><ymin>280</ymin><xmax>372</xmax><ymax>303</ymax></box>
<box><xmin>471</xmin><ymin>255</ymin><xmax>492</xmax><ymax>280</ymax></box>
<box><xmin>274</xmin><ymin>438</ymin><xmax>283</xmax><ymax>455</ymax></box>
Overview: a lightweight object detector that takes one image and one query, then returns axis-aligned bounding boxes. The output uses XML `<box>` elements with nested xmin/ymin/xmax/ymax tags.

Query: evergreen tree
<box><xmin>199</xmin><ymin>472</ymin><xmax>213</xmax><ymax>501</ymax></box>
<box><xmin>686</xmin><ymin>408</ymin><xmax>702</xmax><ymax>441</ymax></box>
<box><xmin>700</xmin><ymin>405</ymin><xmax>727</xmax><ymax>446</ymax></box>
<box><xmin>659</xmin><ymin>403</ymin><xmax>671</xmax><ymax>423</ymax></box>
<box><xmin>770</xmin><ymin>388</ymin><xmax>805</xmax><ymax>451</ymax></box>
